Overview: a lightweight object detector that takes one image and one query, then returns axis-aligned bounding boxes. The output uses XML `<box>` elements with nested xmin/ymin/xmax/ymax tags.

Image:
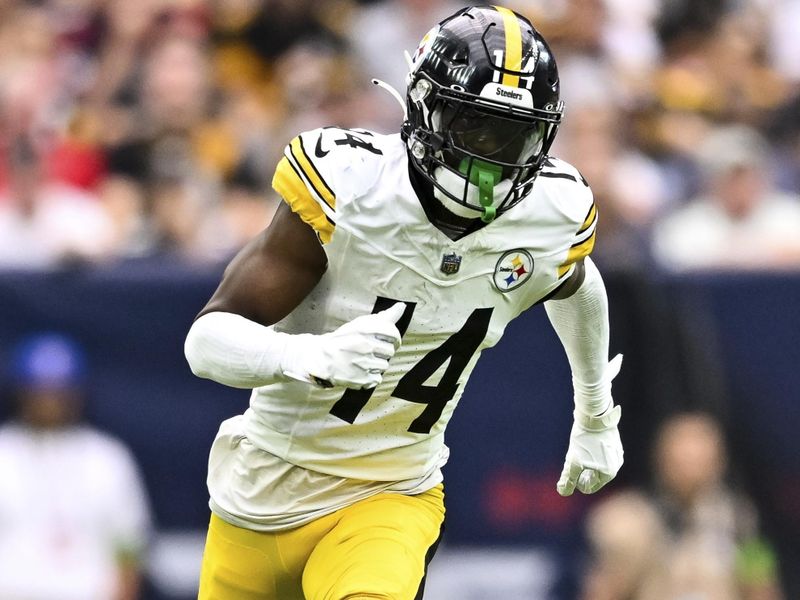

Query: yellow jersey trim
<box><xmin>556</xmin><ymin>262</ymin><xmax>577</xmax><ymax>282</ymax></box>
<box><xmin>578</xmin><ymin>204</ymin><xmax>597</xmax><ymax>234</ymax></box>
<box><xmin>495</xmin><ymin>6</ymin><xmax>522</xmax><ymax>87</ymax></box>
<box><xmin>558</xmin><ymin>229</ymin><xmax>597</xmax><ymax>277</ymax></box>
<box><xmin>289</xmin><ymin>137</ymin><xmax>336</xmax><ymax>211</ymax></box>
<box><xmin>272</xmin><ymin>156</ymin><xmax>335</xmax><ymax>244</ymax></box>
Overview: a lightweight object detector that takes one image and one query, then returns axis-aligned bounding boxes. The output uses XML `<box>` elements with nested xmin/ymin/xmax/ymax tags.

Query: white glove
<box><xmin>557</xmin><ymin>354</ymin><xmax>624</xmax><ymax>496</ymax></box>
<box><xmin>282</xmin><ymin>303</ymin><xmax>405</xmax><ymax>389</ymax></box>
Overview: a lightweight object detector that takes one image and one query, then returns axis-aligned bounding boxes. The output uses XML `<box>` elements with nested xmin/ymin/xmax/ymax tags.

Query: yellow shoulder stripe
<box><xmin>578</xmin><ymin>204</ymin><xmax>597</xmax><ymax>234</ymax></box>
<box><xmin>272</xmin><ymin>157</ymin><xmax>335</xmax><ymax>244</ymax></box>
<box><xmin>494</xmin><ymin>6</ymin><xmax>522</xmax><ymax>87</ymax></box>
<box><xmin>557</xmin><ymin>230</ymin><xmax>596</xmax><ymax>278</ymax></box>
<box><xmin>289</xmin><ymin>137</ymin><xmax>336</xmax><ymax>211</ymax></box>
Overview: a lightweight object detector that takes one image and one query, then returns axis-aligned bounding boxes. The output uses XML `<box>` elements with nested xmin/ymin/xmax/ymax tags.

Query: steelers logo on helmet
<box><xmin>494</xmin><ymin>250</ymin><xmax>534</xmax><ymax>292</ymax></box>
<box><xmin>409</xmin><ymin>25</ymin><xmax>440</xmax><ymax>77</ymax></box>
<box><xmin>403</xmin><ymin>6</ymin><xmax>564</xmax><ymax>236</ymax></box>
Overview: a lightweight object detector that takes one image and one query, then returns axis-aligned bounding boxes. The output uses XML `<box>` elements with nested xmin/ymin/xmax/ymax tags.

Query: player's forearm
<box><xmin>186</xmin><ymin>305</ymin><xmax>404</xmax><ymax>391</ymax></box>
<box><xmin>184</xmin><ymin>311</ymin><xmax>304</xmax><ymax>388</ymax></box>
<box><xmin>544</xmin><ymin>257</ymin><xmax>611</xmax><ymax>417</ymax></box>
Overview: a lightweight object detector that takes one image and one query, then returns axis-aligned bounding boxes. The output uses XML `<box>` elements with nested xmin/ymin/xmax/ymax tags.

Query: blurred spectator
<box><xmin>765</xmin><ymin>0</ymin><xmax>800</xmax><ymax>86</ymax></box>
<box><xmin>651</xmin><ymin>413</ymin><xmax>782</xmax><ymax>600</ymax></box>
<box><xmin>211</xmin><ymin>0</ymin><xmax>340</xmax><ymax>65</ymax></box>
<box><xmin>273</xmin><ymin>40</ymin><xmax>374</xmax><ymax>136</ymax></box>
<box><xmin>0</xmin><ymin>333</ymin><xmax>151</xmax><ymax>600</ymax></box>
<box><xmin>347</xmin><ymin>0</ymin><xmax>465</xmax><ymax>128</ymax></box>
<box><xmin>652</xmin><ymin>125</ymin><xmax>800</xmax><ymax>270</ymax></box>
<box><xmin>106</xmin><ymin>33</ymin><xmax>213</xmax><ymax>184</ymax></box>
<box><xmin>0</xmin><ymin>0</ymin><xmax>797</xmax><ymax>266</ymax></box>
<box><xmin>582</xmin><ymin>412</ymin><xmax>783</xmax><ymax>600</ymax></box>
<box><xmin>193</xmin><ymin>173</ymin><xmax>280</xmax><ymax>262</ymax></box>
<box><xmin>582</xmin><ymin>491</ymin><xmax>669</xmax><ymax>600</ymax></box>
<box><xmin>97</xmin><ymin>174</ymin><xmax>151</xmax><ymax>258</ymax></box>
<box><xmin>552</xmin><ymin>102</ymin><xmax>669</xmax><ymax>271</ymax></box>
<box><xmin>0</xmin><ymin>136</ymin><xmax>114</xmax><ymax>269</ymax></box>
<box><xmin>347</xmin><ymin>0</ymin><xmax>463</xmax><ymax>91</ymax></box>
<box><xmin>655</xmin><ymin>9</ymin><xmax>789</xmax><ymax>128</ymax></box>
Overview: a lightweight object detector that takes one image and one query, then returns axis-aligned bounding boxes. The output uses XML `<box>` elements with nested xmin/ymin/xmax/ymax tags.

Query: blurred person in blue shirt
<box><xmin>0</xmin><ymin>333</ymin><xmax>152</xmax><ymax>600</ymax></box>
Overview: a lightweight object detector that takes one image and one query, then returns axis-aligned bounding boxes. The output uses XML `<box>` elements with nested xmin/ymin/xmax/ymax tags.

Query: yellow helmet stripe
<box><xmin>494</xmin><ymin>6</ymin><xmax>522</xmax><ymax>87</ymax></box>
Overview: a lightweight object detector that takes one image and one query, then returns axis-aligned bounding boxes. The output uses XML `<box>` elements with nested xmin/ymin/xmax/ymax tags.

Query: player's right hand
<box><xmin>283</xmin><ymin>303</ymin><xmax>405</xmax><ymax>389</ymax></box>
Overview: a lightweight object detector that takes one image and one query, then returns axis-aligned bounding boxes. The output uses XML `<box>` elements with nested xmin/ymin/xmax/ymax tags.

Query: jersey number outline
<box><xmin>329</xmin><ymin>297</ymin><xmax>494</xmax><ymax>434</ymax></box>
<box><xmin>316</xmin><ymin>127</ymin><xmax>383</xmax><ymax>157</ymax></box>
<box><xmin>541</xmin><ymin>157</ymin><xmax>589</xmax><ymax>186</ymax></box>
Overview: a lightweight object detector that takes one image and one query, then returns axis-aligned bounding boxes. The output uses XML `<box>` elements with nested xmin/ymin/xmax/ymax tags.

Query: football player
<box><xmin>185</xmin><ymin>5</ymin><xmax>623</xmax><ymax>599</ymax></box>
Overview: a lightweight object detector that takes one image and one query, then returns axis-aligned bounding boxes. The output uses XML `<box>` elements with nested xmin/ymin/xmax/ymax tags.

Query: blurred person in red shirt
<box><xmin>0</xmin><ymin>135</ymin><xmax>114</xmax><ymax>269</ymax></box>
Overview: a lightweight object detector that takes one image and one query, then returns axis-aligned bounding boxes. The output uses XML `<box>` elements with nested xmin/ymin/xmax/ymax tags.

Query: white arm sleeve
<box><xmin>185</xmin><ymin>305</ymin><xmax>404</xmax><ymax>390</ymax></box>
<box><xmin>184</xmin><ymin>311</ymin><xmax>305</xmax><ymax>389</ymax></box>
<box><xmin>544</xmin><ymin>257</ymin><xmax>612</xmax><ymax>417</ymax></box>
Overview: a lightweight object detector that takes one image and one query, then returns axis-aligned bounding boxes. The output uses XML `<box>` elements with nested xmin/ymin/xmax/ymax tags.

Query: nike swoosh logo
<box><xmin>315</xmin><ymin>135</ymin><xmax>329</xmax><ymax>158</ymax></box>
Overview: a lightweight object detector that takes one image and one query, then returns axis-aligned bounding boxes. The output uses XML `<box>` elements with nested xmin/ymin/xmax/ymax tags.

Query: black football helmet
<box><xmin>404</xmin><ymin>6</ymin><xmax>563</xmax><ymax>227</ymax></box>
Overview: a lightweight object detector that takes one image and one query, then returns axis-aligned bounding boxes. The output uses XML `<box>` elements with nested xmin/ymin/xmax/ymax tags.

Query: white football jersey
<box><xmin>242</xmin><ymin>126</ymin><xmax>596</xmax><ymax>483</ymax></box>
<box><xmin>208</xmin><ymin>127</ymin><xmax>597</xmax><ymax>530</ymax></box>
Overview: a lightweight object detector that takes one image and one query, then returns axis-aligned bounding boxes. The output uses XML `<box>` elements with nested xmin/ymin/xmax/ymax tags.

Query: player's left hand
<box><xmin>557</xmin><ymin>355</ymin><xmax>623</xmax><ymax>496</ymax></box>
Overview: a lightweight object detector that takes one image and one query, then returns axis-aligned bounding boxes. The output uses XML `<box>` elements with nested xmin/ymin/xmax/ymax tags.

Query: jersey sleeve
<box><xmin>538</xmin><ymin>158</ymin><xmax>598</xmax><ymax>282</ymax></box>
<box><xmin>272</xmin><ymin>130</ymin><xmax>338</xmax><ymax>244</ymax></box>
<box><xmin>557</xmin><ymin>198</ymin><xmax>598</xmax><ymax>279</ymax></box>
<box><xmin>272</xmin><ymin>127</ymin><xmax>386</xmax><ymax>244</ymax></box>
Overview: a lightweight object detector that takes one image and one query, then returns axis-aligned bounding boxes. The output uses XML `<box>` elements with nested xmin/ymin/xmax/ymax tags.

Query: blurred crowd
<box><xmin>0</xmin><ymin>0</ymin><xmax>799</xmax><ymax>271</ymax></box>
<box><xmin>582</xmin><ymin>413</ymin><xmax>783</xmax><ymax>600</ymax></box>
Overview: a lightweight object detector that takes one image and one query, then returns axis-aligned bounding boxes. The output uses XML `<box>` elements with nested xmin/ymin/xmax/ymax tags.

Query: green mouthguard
<box><xmin>459</xmin><ymin>158</ymin><xmax>503</xmax><ymax>223</ymax></box>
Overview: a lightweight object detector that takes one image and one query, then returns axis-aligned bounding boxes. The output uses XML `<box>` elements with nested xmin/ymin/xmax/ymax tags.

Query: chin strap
<box><xmin>459</xmin><ymin>158</ymin><xmax>503</xmax><ymax>222</ymax></box>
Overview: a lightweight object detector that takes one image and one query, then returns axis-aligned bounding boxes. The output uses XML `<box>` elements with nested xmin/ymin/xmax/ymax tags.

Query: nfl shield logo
<box><xmin>440</xmin><ymin>252</ymin><xmax>462</xmax><ymax>275</ymax></box>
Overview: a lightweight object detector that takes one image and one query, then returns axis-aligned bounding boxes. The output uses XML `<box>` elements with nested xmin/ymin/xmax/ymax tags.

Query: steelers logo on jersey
<box><xmin>494</xmin><ymin>250</ymin><xmax>533</xmax><ymax>292</ymax></box>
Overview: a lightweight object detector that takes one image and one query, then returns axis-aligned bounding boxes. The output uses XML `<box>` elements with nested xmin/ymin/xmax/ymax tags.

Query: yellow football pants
<box><xmin>198</xmin><ymin>484</ymin><xmax>445</xmax><ymax>600</ymax></box>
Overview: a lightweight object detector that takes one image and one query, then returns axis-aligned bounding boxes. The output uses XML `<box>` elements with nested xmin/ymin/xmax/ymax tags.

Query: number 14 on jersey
<box><xmin>329</xmin><ymin>297</ymin><xmax>493</xmax><ymax>434</ymax></box>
